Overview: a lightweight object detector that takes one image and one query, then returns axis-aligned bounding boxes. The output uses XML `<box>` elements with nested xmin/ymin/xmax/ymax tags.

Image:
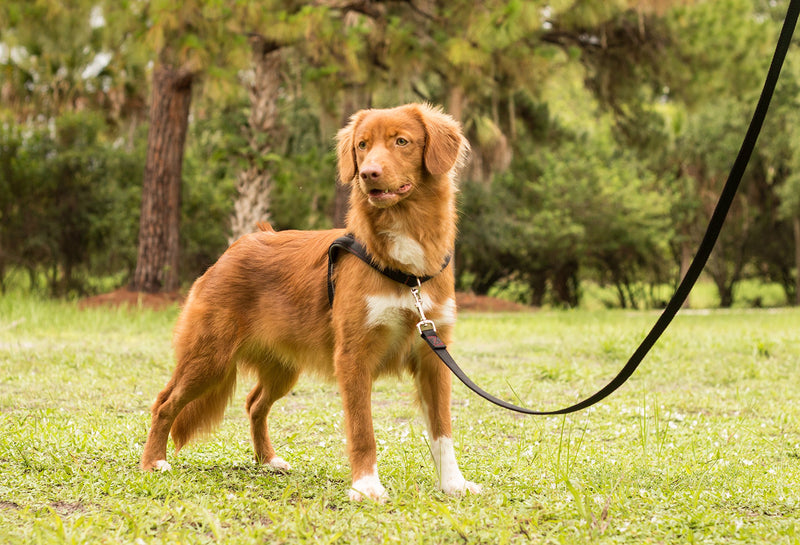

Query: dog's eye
<box><xmin>357</xmin><ymin>141</ymin><xmax>367</xmax><ymax>150</ymax></box>
<box><xmin>396</xmin><ymin>137</ymin><xmax>409</xmax><ymax>146</ymax></box>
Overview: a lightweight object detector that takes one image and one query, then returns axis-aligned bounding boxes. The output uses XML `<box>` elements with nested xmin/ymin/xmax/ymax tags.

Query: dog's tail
<box><xmin>256</xmin><ymin>221</ymin><xmax>275</xmax><ymax>233</ymax></box>
<box><xmin>169</xmin><ymin>367</ymin><xmax>238</xmax><ymax>452</ymax></box>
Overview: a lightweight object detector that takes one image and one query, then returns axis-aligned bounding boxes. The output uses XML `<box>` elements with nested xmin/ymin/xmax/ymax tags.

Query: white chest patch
<box><xmin>364</xmin><ymin>294</ymin><xmax>456</xmax><ymax>329</ymax></box>
<box><xmin>385</xmin><ymin>233</ymin><xmax>426</xmax><ymax>272</ymax></box>
<box><xmin>365</xmin><ymin>292</ymin><xmax>428</xmax><ymax>328</ymax></box>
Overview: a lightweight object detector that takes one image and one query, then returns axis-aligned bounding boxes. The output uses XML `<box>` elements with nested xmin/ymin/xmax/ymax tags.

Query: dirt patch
<box><xmin>78</xmin><ymin>288</ymin><xmax>183</xmax><ymax>311</ymax></box>
<box><xmin>50</xmin><ymin>501</ymin><xmax>89</xmax><ymax>517</ymax></box>
<box><xmin>455</xmin><ymin>292</ymin><xmax>530</xmax><ymax>312</ymax></box>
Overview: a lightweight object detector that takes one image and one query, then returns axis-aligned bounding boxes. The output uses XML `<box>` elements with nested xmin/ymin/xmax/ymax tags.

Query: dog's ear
<box><xmin>336</xmin><ymin>110</ymin><xmax>367</xmax><ymax>185</ymax></box>
<box><xmin>415</xmin><ymin>104</ymin><xmax>469</xmax><ymax>176</ymax></box>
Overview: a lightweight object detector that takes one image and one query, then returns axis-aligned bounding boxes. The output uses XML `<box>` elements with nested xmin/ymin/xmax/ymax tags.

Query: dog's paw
<box><xmin>152</xmin><ymin>460</ymin><xmax>172</xmax><ymax>472</ymax></box>
<box><xmin>439</xmin><ymin>476</ymin><xmax>482</xmax><ymax>496</ymax></box>
<box><xmin>348</xmin><ymin>474</ymin><xmax>388</xmax><ymax>503</ymax></box>
<box><xmin>267</xmin><ymin>456</ymin><xmax>291</xmax><ymax>473</ymax></box>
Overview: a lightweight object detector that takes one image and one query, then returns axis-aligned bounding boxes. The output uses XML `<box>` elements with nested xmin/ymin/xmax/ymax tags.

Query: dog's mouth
<box><xmin>367</xmin><ymin>183</ymin><xmax>412</xmax><ymax>203</ymax></box>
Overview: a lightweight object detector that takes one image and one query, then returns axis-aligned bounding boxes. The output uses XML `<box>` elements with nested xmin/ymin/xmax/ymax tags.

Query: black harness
<box><xmin>326</xmin><ymin>234</ymin><xmax>451</xmax><ymax>306</ymax></box>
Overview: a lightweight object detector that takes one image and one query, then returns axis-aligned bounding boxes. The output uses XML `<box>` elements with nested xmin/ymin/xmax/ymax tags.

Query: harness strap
<box><xmin>327</xmin><ymin>234</ymin><xmax>451</xmax><ymax>306</ymax></box>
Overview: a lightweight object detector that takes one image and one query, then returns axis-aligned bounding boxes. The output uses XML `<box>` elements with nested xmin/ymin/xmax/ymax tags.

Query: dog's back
<box><xmin>177</xmin><ymin>228</ymin><xmax>343</xmax><ymax>372</ymax></box>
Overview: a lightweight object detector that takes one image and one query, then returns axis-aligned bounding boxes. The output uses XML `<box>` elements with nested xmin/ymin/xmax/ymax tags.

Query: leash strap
<box><xmin>422</xmin><ymin>0</ymin><xmax>800</xmax><ymax>415</ymax></box>
<box><xmin>327</xmin><ymin>234</ymin><xmax>451</xmax><ymax>306</ymax></box>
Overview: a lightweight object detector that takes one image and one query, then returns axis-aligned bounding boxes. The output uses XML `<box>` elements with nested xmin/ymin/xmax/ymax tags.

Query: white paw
<box><xmin>429</xmin><ymin>437</ymin><xmax>482</xmax><ymax>496</ymax></box>
<box><xmin>267</xmin><ymin>456</ymin><xmax>291</xmax><ymax>472</ymax></box>
<box><xmin>349</xmin><ymin>473</ymin><xmax>388</xmax><ymax>503</ymax></box>
<box><xmin>154</xmin><ymin>460</ymin><xmax>172</xmax><ymax>472</ymax></box>
<box><xmin>439</xmin><ymin>475</ymin><xmax>483</xmax><ymax>496</ymax></box>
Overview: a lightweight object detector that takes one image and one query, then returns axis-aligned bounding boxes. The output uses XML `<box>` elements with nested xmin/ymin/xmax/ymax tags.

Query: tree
<box><xmin>227</xmin><ymin>1</ymin><xmax>314</xmax><ymax>241</ymax></box>
<box><xmin>773</xmin><ymin>100</ymin><xmax>800</xmax><ymax>305</ymax></box>
<box><xmin>662</xmin><ymin>0</ymin><xmax>783</xmax><ymax>307</ymax></box>
<box><xmin>0</xmin><ymin>1</ymin><xmax>149</xmax><ymax>132</ymax></box>
<box><xmin>127</xmin><ymin>2</ymin><xmax>203</xmax><ymax>292</ymax></box>
<box><xmin>228</xmin><ymin>37</ymin><xmax>285</xmax><ymax>243</ymax></box>
<box><xmin>131</xmin><ymin>64</ymin><xmax>193</xmax><ymax>292</ymax></box>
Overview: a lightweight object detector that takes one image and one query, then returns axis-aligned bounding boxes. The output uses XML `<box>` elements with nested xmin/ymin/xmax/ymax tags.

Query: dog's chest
<box><xmin>364</xmin><ymin>292</ymin><xmax>455</xmax><ymax>330</ymax></box>
<box><xmin>384</xmin><ymin>233</ymin><xmax>427</xmax><ymax>273</ymax></box>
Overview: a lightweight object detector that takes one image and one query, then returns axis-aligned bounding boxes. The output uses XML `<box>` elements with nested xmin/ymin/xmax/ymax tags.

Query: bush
<box><xmin>457</xmin><ymin>132</ymin><xmax>673</xmax><ymax>308</ymax></box>
<box><xmin>0</xmin><ymin>113</ymin><xmax>143</xmax><ymax>296</ymax></box>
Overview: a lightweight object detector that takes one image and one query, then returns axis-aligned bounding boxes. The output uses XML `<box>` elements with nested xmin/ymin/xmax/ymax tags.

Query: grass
<box><xmin>1</xmin><ymin>291</ymin><xmax>799</xmax><ymax>544</ymax></box>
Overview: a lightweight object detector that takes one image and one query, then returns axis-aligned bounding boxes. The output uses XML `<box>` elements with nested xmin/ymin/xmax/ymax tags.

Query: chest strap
<box><xmin>327</xmin><ymin>234</ymin><xmax>451</xmax><ymax>306</ymax></box>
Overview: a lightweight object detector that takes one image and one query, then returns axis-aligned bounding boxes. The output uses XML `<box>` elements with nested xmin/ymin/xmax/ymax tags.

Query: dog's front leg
<box><xmin>334</xmin><ymin>346</ymin><xmax>387</xmax><ymax>503</ymax></box>
<box><xmin>414</xmin><ymin>328</ymin><xmax>482</xmax><ymax>496</ymax></box>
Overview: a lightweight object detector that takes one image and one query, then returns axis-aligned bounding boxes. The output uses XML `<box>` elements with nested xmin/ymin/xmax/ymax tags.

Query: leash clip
<box><xmin>410</xmin><ymin>281</ymin><xmax>437</xmax><ymax>334</ymax></box>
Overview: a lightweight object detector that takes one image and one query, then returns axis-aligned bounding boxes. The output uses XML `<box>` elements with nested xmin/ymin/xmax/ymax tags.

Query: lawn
<box><xmin>1</xmin><ymin>292</ymin><xmax>799</xmax><ymax>544</ymax></box>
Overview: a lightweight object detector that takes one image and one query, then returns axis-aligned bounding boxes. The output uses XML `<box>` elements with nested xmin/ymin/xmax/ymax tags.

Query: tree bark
<box><xmin>130</xmin><ymin>65</ymin><xmax>193</xmax><ymax>293</ymax></box>
<box><xmin>229</xmin><ymin>38</ymin><xmax>284</xmax><ymax>244</ymax></box>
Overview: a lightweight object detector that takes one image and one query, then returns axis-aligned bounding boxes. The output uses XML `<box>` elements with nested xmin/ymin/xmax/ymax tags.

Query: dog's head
<box><xmin>336</xmin><ymin>103</ymin><xmax>468</xmax><ymax>209</ymax></box>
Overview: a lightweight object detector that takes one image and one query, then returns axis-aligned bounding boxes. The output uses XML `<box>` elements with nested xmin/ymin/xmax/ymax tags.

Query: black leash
<box><xmin>329</xmin><ymin>0</ymin><xmax>799</xmax><ymax>415</ymax></box>
<box><xmin>420</xmin><ymin>0</ymin><xmax>800</xmax><ymax>415</ymax></box>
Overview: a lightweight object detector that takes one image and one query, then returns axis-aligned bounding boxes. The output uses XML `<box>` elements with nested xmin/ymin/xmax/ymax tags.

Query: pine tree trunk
<box><xmin>130</xmin><ymin>65</ymin><xmax>193</xmax><ymax>293</ymax></box>
<box><xmin>229</xmin><ymin>38</ymin><xmax>283</xmax><ymax>244</ymax></box>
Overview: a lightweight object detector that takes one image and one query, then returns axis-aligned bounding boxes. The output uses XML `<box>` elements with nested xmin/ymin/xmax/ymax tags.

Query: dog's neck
<box><xmin>345</xmin><ymin>178</ymin><xmax>457</xmax><ymax>278</ymax></box>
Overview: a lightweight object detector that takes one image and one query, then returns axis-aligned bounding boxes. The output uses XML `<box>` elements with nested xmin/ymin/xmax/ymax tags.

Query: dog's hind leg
<box><xmin>245</xmin><ymin>362</ymin><xmax>299</xmax><ymax>471</ymax></box>
<box><xmin>140</xmin><ymin>346</ymin><xmax>237</xmax><ymax>472</ymax></box>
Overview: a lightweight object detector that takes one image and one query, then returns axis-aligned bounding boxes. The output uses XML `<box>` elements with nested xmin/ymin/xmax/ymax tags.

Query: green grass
<box><xmin>1</xmin><ymin>292</ymin><xmax>799</xmax><ymax>544</ymax></box>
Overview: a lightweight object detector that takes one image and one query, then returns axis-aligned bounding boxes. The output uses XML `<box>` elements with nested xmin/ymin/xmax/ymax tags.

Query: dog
<box><xmin>140</xmin><ymin>103</ymin><xmax>481</xmax><ymax>502</ymax></box>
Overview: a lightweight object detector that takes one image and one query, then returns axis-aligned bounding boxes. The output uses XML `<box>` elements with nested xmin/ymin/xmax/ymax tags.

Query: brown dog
<box><xmin>140</xmin><ymin>103</ymin><xmax>481</xmax><ymax>501</ymax></box>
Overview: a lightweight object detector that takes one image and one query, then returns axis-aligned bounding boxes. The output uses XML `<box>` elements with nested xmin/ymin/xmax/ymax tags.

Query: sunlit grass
<box><xmin>1</xmin><ymin>293</ymin><xmax>799</xmax><ymax>543</ymax></box>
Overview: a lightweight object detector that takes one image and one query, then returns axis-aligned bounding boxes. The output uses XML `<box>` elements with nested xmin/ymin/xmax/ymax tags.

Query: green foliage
<box><xmin>459</xmin><ymin>119</ymin><xmax>672</xmax><ymax>308</ymax></box>
<box><xmin>180</xmin><ymin>110</ymin><xmax>241</xmax><ymax>277</ymax></box>
<box><xmin>1</xmin><ymin>0</ymin><xmax>798</xmax><ymax>307</ymax></box>
<box><xmin>0</xmin><ymin>112</ymin><xmax>143</xmax><ymax>296</ymax></box>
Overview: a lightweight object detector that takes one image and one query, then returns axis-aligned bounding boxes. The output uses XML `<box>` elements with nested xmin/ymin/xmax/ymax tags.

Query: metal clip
<box><xmin>411</xmin><ymin>281</ymin><xmax>437</xmax><ymax>334</ymax></box>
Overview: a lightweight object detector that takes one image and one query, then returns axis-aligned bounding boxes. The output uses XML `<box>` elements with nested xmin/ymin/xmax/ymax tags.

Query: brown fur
<box><xmin>140</xmin><ymin>103</ymin><xmax>472</xmax><ymax>499</ymax></box>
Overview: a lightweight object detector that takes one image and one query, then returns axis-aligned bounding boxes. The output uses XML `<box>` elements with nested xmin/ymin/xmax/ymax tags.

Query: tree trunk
<box><xmin>229</xmin><ymin>38</ymin><xmax>284</xmax><ymax>244</ymax></box>
<box><xmin>717</xmin><ymin>282</ymin><xmax>734</xmax><ymax>308</ymax></box>
<box><xmin>552</xmin><ymin>260</ymin><xmax>580</xmax><ymax>308</ymax></box>
<box><xmin>130</xmin><ymin>65</ymin><xmax>193</xmax><ymax>293</ymax></box>
<box><xmin>528</xmin><ymin>271</ymin><xmax>547</xmax><ymax>307</ymax></box>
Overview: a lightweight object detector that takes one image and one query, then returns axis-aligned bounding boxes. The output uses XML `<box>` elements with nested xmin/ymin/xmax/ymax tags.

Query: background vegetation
<box><xmin>1</xmin><ymin>0</ymin><xmax>799</xmax><ymax>307</ymax></box>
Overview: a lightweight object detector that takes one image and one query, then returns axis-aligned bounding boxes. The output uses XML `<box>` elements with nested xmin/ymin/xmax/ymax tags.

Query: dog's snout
<box><xmin>360</xmin><ymin>163</ymin><xmax>382</xmax><ymax>181</ymax></box>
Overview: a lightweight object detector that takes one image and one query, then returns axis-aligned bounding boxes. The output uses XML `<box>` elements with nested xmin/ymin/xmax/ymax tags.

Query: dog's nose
<box><xmin>360</xmin><ymin>164</ymin><xmax>382</xmax><ymax>181</ymax></box>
